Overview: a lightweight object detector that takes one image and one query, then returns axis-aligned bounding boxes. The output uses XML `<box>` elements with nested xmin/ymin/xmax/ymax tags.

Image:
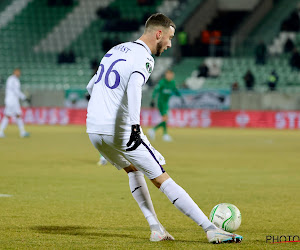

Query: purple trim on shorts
<box><xmin>105</xmin><ymin>53</ymin><xmax>112</xmax><ymax>57</ymax></box>
<box><xmin>132</xmin><ymin>71</ymin><xmax>145</xmax><ymax>84</ymax></box>
<box><xmin>141</xmin><ymin>140</ymin><xmax>165</xmax><ymax>173</ymax></box>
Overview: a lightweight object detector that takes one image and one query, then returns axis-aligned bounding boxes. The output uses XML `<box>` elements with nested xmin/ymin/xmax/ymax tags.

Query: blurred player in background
<box><xmin>148</xmin><ymin>69</ymin><xmax>183</xmax><ymax>141</ymax></box>
<box><xmin>0</xmin><ymin>68</ymin><xmax>30</xmax><ymax>138</ymax></box>
<box><xmin>86</xmin><ymin>13</ymin><xmax>242</xmax><ymax>244</ymax></box>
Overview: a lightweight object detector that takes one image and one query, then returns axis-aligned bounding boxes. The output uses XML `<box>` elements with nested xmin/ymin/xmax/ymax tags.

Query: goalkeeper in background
<box><xmin>148</xmin><ymin>69</ymin><xmax>184</xmax><ymax>141</ymax></box>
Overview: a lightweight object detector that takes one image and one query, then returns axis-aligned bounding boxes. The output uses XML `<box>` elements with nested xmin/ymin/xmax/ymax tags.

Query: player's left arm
<box><xmin>126</xmin><ymin>72</ymin><xmax>144</xmax><ymax>151</ymax></box>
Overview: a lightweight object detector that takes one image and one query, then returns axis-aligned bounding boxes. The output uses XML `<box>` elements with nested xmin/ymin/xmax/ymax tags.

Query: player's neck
<box><xmin>139</xmin><ymin>35</ymin><xmax>156</xmax><ymax>55</ymax></box>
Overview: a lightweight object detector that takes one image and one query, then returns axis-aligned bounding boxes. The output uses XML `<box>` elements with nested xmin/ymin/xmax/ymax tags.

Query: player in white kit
<box><xmin>86</xmin><ymin>13</ymin><xmax>242</xmax><ymax>244</ymax></box>
<box><xmin>0</xmin><ymin>69</ymin><xmax>30</xmax><ymax>138</ymax></box>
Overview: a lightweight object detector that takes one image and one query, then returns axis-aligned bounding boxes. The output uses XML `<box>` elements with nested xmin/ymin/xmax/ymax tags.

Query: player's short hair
<box><xmin>145</xmin><ymin>13</ymin><xmax>176</xmax><ymax>32</ymax></box>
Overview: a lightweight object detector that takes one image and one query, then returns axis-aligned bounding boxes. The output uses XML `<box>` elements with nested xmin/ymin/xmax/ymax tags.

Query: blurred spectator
<box><xmin>290</xmin><ymin>48</ymin><xmax>300</xmax><ymax>71</ymax></box>
<box><xmin>142</xmin><ymin>12</ymin><xmax>152</xmax><ymax>24</ymax></box>
<box><xmin>231</xmin><ymin>81</ymin><xmax>239</xmax><ymax>91</ymax></box>
<box><xmin>210</xmin><ymin>30</ymin><xmax>222</xmax><ymax>45</ymax></box>
<box><xmin>48</xmin><ymin>0</ymin><xmax>73</xmax><ymax>6</ymax></box>
<box><xmin>201</xmin><ymin>30</ymin><xmax>210</xmax><ymax>44</ymax></box>
<box><xmin>178</xmin><ymin>28</ymin><xmax>188</xmax><ymax>56</ymax></box>
<box><xmin>96</xmin><ymin>6</ymin><xmax>120</xmax><ymax>20</ymax></box>
<box><xmin>102</xmin><ymin>38</ymin><xmax>112</xmax><ymax>52</ymax></box>
<box><xmin>268</xmin><ymin>70</ymin><xmax>279</xmax><ymax>91</ymax></box>
<box><xmin>137</xmin><ymin>0</ymin><xmax>155</xmax><ymax>6</ymax></box>
<box><xmin>209</xmin><ymin>63</ymin><xmax>220</xmax><ymax>78</ymax></box>
<box><xmin>284</xmin><ymin>38</ymin><xmax>295</xmax><ymax>53</ymax></box>
<box><xmin>61</xmin><ymin>0</ymin><xmax>73</xmax><ymax>5</ymax></box>
<box><xmin>90</xmin><ymin>58</ymin><xmax>99</xmax><ymax>75</ymax></box>
<box><xmin>280</xmin><ymin>10</ymin><xmax>300</xmax><ymax>32</ymax></box>
<box><xmin>57</xmin><ymin>50</ymin><xmax>75</xmax><ymax>64</ymax></box>
<box><xmin>67</xmin><ymin>50</ymin><xmax>75</xmax><ymax>63</ymax></box>
<box><xmin>103</xmin><ymin>18</ymin><xmax>139</xmax><ymax>32</ymax></box>
<box><xmin>197</xmin><ymin>63</ymin><xmax>209</xmax><ymax>77</ymax></box>
<box><xmin>255</xmin><ymin>41</ymin><xmax>267</xmax><ymax>65</ymax></box>
<box><xmin>102</xmin><ymin>35</ymin><xmax>121</xmax><ymax>52</ymax></box>
<box><xmin>243</xmin><ymin>70</ymin><xmax>255</xmax><ymax>90</ymax></box>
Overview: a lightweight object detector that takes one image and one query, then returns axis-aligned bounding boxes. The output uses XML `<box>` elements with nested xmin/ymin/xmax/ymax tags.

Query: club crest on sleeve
<box><xmin>146</xmin><ymin>62</ymin><xmax>153</xmax><ymax>73</ymax></box>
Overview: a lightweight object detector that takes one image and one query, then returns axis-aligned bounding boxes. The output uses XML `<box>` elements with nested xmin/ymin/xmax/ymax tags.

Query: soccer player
<box><xmin>0</xmin><ymin>69</ymin><xmax>30</xmax><ymax>138</ymax></box>
<box><xmin>148</xmin><ymin>69</ymin><xmax>183</xmax><ymax>141</ymax></box>
<box><xmin>86</xmin><ymin>13</ymin><xmax>242</xmax><ymax>244</ymax></box>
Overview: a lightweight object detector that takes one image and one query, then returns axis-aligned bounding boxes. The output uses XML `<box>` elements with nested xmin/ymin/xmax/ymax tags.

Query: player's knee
<box><xmin>124</xmin><ymin>164</ymin><xmax>138</xmax><ymax>173</ymax></box>
<box><xmin>151</xmin><ymin>172</ymin><xmax>170</xmax><ymax>188</ymax></box>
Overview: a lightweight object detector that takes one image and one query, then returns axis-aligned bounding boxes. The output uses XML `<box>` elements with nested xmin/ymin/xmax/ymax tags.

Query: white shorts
<box><xmin>4</xmin><ymin>103</ymin><xmax>22</xmax><ymax>117</ymax></box>
<box><xmin>88</xmin><ymin>132</ymin><xmax>166</xmax><ymax>179</ymax></box>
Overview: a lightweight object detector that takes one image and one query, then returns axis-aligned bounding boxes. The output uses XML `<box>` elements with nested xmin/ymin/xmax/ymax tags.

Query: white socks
<box><xmin>16</xmin><ymin>117</ymin><xmax>26</xmax><ymax>135</ymax></box>
<box><xmin>0</xmin><ymin>116</ymin><xmax>9</xmax><ymax>133</ymax></box>
<box><xmin>128</xmin><ymin>172</ymin><xmax>216</xmax><ymax>233</ymax></box>
<box><xmin>160</xmin><ymin>178</ymin><xmax>215</xmax><ymax>231</ymax></box>
<box><xmin>128</xmin><ymin>171</ymin><xmax>163</xmax><ymax>233</ymax></box>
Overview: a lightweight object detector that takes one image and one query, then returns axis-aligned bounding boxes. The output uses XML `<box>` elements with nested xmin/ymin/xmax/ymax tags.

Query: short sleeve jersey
<box><xmin>86</xmin><ymin>40</ymin><xmax>154</xmax><ymax>135</ymax></box>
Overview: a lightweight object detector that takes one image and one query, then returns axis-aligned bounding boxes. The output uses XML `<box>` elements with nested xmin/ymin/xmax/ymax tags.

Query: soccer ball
<box><xmin>209</xmin><ymin>203</ymin><xmax>242</xmax><ymax>232</ymax></box>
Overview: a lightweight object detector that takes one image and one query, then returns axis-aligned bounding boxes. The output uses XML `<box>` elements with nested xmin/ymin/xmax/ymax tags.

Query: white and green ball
<box><xmin>209</xmin><ymin>203</ymin><xmax>242</xmax><ymax>232</ymax></box>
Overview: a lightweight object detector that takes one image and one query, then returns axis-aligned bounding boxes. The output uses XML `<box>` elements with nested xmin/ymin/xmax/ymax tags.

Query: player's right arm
<box><xmin>86</xmin><ymin>74</ymin><xmax>96</xmax><ymax>95</ymax></box>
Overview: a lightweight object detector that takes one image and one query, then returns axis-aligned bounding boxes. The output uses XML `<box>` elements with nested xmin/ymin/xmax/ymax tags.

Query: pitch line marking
<box><xmin>0</xmin><ymin>194</ymin><xmax>13</xmax><ymax>197</ymax></box>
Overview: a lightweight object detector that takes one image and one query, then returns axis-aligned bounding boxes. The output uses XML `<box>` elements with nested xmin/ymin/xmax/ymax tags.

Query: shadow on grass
<box><xmin>31</xmin><ymin>225</ymin><xmax>203</xmax><ymax>243</ymax></box>
<box><xmin>31</xmin><ymin>225</ymin><xmax>144</xmax><ymax>239</ymax></box>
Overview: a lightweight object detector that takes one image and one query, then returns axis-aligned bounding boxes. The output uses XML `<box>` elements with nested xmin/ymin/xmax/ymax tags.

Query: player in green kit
<box><xmin>148</xmin><ymin>69</ymin><xmax>183</xmax><ymax>141</ymax></box>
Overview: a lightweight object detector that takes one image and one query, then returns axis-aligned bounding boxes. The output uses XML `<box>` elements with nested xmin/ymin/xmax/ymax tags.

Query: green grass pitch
<box><xmin>0</xmin><ymin>125</ymin><xmax>299</xmax><ymax>249</ymax></box>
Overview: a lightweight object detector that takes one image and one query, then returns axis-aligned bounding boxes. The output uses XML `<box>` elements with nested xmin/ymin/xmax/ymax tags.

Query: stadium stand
<box><xmin>0</xmin><ymin>0</ymin><xmax>170</xmax><ymax>89</ymax></box>
<box><xmin>0</xmin><ymin>0</ymin><xmax>13</xmax><ymax>12</ymax></box>
<box><xmin>0</xmin><ymin>0</ymin><xmax>80</xmax><ymax>87</ymax></box>
<box><xmin>247</xmin><ymin>0</ymin><xmax>300</xmax><ymax>51</ymax></box>
<box><xmin>175</xmin><ymin>0</ymin><xmax>300</xmax><ymax>93</ymax></box>
<box><xmin>0</xmin><ymin>0</ymin><xmax>299</xmax><ymax>94</ymax></box>
<box><xmin>172</xmin><ymin>57</ymin><xmax>203</xmax><ymax>87</ymax></box>
<box><xmin>0</xmin><ymin>0</ymin><xmax>31</xmax><ymax>29</ymax></box>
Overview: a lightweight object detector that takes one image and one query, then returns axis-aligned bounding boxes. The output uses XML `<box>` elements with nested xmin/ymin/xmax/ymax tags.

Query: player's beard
<box><xmin>155</xmin><ymin>41</ymin><xmax>163</xmax><ymax>57</ymax></box>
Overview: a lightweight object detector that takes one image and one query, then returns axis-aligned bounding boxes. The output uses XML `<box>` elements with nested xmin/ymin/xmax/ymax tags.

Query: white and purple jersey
<box><xmin>86</xmin><ymin>39</ymin><xmax>154</xmax><ymax>135</ymax></box>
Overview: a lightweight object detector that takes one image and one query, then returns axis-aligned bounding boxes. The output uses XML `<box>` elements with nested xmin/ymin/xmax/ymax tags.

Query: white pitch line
<box><xmin>0</xmin><ymin>194</ymin><xmax>13</xmax><ymax>197</ymax></box>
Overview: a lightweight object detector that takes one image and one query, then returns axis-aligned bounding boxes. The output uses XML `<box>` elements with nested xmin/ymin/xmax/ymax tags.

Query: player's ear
<box><xmin>156</xmin><ymin>30</ymin><xmax>162</xmax><ymax>40</ymax></box>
